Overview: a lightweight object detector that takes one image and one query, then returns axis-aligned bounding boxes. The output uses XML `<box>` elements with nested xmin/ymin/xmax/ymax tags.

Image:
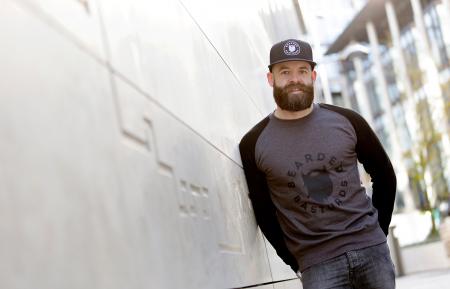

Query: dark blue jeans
<box><xmin>301</xmin><ymin>242</ymin><xmax>395</xmax><ymax>289</ymax></box>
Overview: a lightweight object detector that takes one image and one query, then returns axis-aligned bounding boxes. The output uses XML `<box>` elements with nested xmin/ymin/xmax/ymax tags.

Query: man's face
<box><xmin>267</xmin><ymin>60</ymin><xmax>316</xmax><ymax>111</ymax></box>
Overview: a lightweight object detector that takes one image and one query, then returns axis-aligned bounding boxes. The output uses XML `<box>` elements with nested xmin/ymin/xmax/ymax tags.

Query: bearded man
<box><xmin>239</xmin><ymin>39</ymin><xmax>397</xmax><ymax>289</ymax></box>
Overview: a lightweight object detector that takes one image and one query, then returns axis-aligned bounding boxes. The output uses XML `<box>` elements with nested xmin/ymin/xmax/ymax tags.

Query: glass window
<box><xmin>392</xmin><ymin>103</ymin><xmax>412</xmax><ymax>152</ymax></box>
<box><xmin>400</xmin><ymin>25</ymin><xmax>422</xmax><ymax>90</ymax></box>
<box><xmin>374</xmin><ymin>116</ymin><xmax>391</xmax><ymax>155</ymax></box>
<box><xmin>381</xmin><ymin>46</ymin><xmax>400</xmax><ymax>104</ymax></box>
<box><xmin>424</xmin><ymin>3</ymin><xmax>449</xmax><ymax>70</ymax></box>
<box><xmin>366</xmin><ymin>77</ymin><xmax>383</xmax><ymax>118</ymax></box>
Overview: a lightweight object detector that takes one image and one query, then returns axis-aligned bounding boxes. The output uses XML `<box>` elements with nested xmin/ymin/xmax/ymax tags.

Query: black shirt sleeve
<box><xmin>320</xmin><ymin>104</ymin><xmax>397</xmax><ymax>236</ymax></box>
<box><xmin>239</xmin><ymin>117</ymin><xmax>299</xmax><ymax>272</ymax></box>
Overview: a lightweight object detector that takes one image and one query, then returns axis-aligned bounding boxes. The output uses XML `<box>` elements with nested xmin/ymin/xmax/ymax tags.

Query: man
<box><xmin>239</xmin><ymin>39</ymin><xmax>397</xmax><ymax>289</ymax></box>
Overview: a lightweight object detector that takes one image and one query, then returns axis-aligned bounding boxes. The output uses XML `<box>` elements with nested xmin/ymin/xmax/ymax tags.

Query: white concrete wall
<box><xmin>0</xmin><ymin>0</ymin><xmax>307</xmax><ymax>288</ymax></box>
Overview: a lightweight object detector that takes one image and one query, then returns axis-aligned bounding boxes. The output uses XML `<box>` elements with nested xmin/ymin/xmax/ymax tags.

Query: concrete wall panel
<box><xmin>1</xmin><ymin>0</ymin><xmax>305</xmax><ymax>287</ymax></box>
<box><xmin>0</xmin><ymin>2</ymin><xmax>118</xmax><ymax>288</ymax></box>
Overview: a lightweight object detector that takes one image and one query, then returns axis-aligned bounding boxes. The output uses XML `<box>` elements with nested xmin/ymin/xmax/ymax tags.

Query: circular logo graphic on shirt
<box><xmin>286</xmin><ymin>154</ymin><xmax>351</xmax><ymax>215</ymax></box>
<box><xmin>301</xmin><ymin>167</ymin><xmax>333</xmax><ymax>202</ymax></box>
<box><xmin>284</xmin><ymin>41</ymin><xmax>301</xmax><ymax>55</ymax></box>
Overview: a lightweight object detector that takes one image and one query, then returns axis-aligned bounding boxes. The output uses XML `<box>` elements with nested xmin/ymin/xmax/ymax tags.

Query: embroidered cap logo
<box><xmin>283</xmin><ymin>41</ymin><xmax>301</xmax><ymax>56</ymax></box>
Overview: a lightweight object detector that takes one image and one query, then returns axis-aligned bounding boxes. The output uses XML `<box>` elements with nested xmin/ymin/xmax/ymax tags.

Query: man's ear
<box><xmin>312</xmin><ymin>70</ymin><xmax>317</xmax><ymax>81</ymax></box>
<box><xmin>267</xmin><ymin>72</ymin><xmax>274</xmax><ymax>87</ymax></box>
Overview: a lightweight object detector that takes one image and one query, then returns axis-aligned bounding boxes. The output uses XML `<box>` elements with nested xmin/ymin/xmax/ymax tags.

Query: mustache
<box><xmin>283</xmin><ymin>82</ymin><xmax>314</xmax><ymax>93</ymax></box>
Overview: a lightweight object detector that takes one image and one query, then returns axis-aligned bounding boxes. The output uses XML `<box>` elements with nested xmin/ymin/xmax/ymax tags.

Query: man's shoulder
<box><xmin>319</xmin><ymin>103</ymin><xmax>360</xmax><ymax>117</ymax></box>
<box><xmin>319</xmin><ymin>103</ymin><xmax>363</xmax><ymax>118</ymax></box>
<box><xmin>239</xmin><ymin>115</ymin><xmax>271</xmax><ymax>148</ymax></box>
<box><xmin>318</xmin><ymin>103</ymin><xmax>367</xmax><ymax>126</ymax></box>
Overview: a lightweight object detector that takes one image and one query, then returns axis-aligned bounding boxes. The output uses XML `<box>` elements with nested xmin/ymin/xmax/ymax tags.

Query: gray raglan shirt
<box><xmin>239</xmin><ymin>103</ymin><xmax>396</xmax><ymax>272</ymax></box>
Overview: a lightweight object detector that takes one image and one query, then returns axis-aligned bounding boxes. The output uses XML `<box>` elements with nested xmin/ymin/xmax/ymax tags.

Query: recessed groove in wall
<box><xmin>178</xmin><ymin>180</ymin><xmax>189</xmax><ymax>217</ymax></box>
<box><xmin>157</xmin><ymin>161</ymin><xmax>174</xmax><ymax>178</ymax></box>
<box><xmin>190</xmin><ymin>184</ymin><xmax>201</xmax><ymax>196</ymax></box>
<box><xmin>120</xmin><ymin>130</ymin><xmax>151</xmax><ymax>155</ymax></box>
<box><xmin>201</xmin><ymin>187</ymin><xmax>211</xmax><ymax>219</ymax></box>
<box><xmin>76</xmin><ymin>0</ymin><xmax>90</xmax><ymax>14</ymax></box>
<box><xmin>218</xmin><ymin>243</ymin><xmax>243</xmax><ymax>254</ymax></box>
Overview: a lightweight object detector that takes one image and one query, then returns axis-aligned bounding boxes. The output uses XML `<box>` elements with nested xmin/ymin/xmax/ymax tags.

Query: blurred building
<box><xmin>325</xmin><ymin>0</ymin><xmax>450</xmax><ymax>220</ymax></box>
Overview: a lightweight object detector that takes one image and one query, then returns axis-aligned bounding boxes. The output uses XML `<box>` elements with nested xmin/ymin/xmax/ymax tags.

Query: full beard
<box><xmin>273</xmin><ymin>82</ymin><xmax>314</xmax><ymax>111</ymax></box>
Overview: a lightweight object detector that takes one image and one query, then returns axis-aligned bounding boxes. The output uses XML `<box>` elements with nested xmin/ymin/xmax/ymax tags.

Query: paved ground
<box><xmin>396</xmin><ymin>268</ymin><xmax>450</xmax><ymax>289</ymax></box>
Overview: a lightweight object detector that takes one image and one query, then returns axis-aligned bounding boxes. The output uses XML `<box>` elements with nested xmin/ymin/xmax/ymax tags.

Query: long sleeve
<box><xmin>319</xmin><ymin>104</ymin><xmax>397</xmax><ymax>236</ymax></box>
<box><xmin>352</xmin><ymin>114</ymin><xmax>396</xmax><ymax>235</ymax></box>
<box><xmin>239</xmin><ymin>118</ymin><xmax>299</xmax><ymax>272</ymax></box>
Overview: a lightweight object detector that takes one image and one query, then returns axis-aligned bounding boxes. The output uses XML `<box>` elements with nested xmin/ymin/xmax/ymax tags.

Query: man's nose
<box><xmin>288</xmin><ymin>73</ymin><xmax>304</xmax><ymax>84</ymax></box>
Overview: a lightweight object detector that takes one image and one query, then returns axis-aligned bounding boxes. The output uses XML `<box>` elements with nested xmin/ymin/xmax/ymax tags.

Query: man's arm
<box><xmin>352</xmin><ymin>113</ymin><xmax>396</xmax><ymax>235</ymax></box>
<box><xmin>319</xmin><ymin>104</ymin><xmax>397</xmax><ymax>235</ymax></box>
<box><xmin>239</xmin><ymin>121</ymin><xmax>299</xmax><ymax>272</ymax></box>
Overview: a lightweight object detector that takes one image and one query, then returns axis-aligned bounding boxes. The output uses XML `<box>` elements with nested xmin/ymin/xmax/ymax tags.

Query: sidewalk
<box><xmin>396</xmin><ymin>269</ymin><xmax>450</xmax><ymax>289</ymax></box>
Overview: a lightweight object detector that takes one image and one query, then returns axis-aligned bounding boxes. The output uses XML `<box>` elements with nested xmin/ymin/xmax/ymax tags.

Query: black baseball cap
<box><xmin>268</xmin><ymin>39</ymin><xmax>316</xmax><ymax>71</ymax></box>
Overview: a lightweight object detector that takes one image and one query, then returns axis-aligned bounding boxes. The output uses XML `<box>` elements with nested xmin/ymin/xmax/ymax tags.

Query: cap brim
<box><xmin>268</xmin><ymin>58</ymin><xmax>317</xmax><ymax>70</ymax></box>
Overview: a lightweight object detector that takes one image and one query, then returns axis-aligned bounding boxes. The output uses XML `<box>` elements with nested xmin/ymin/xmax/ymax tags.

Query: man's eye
<box><xmin>281</xmin><ymin>71</ymin><xmax>289</xmax><ymax>75</ymax></box>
